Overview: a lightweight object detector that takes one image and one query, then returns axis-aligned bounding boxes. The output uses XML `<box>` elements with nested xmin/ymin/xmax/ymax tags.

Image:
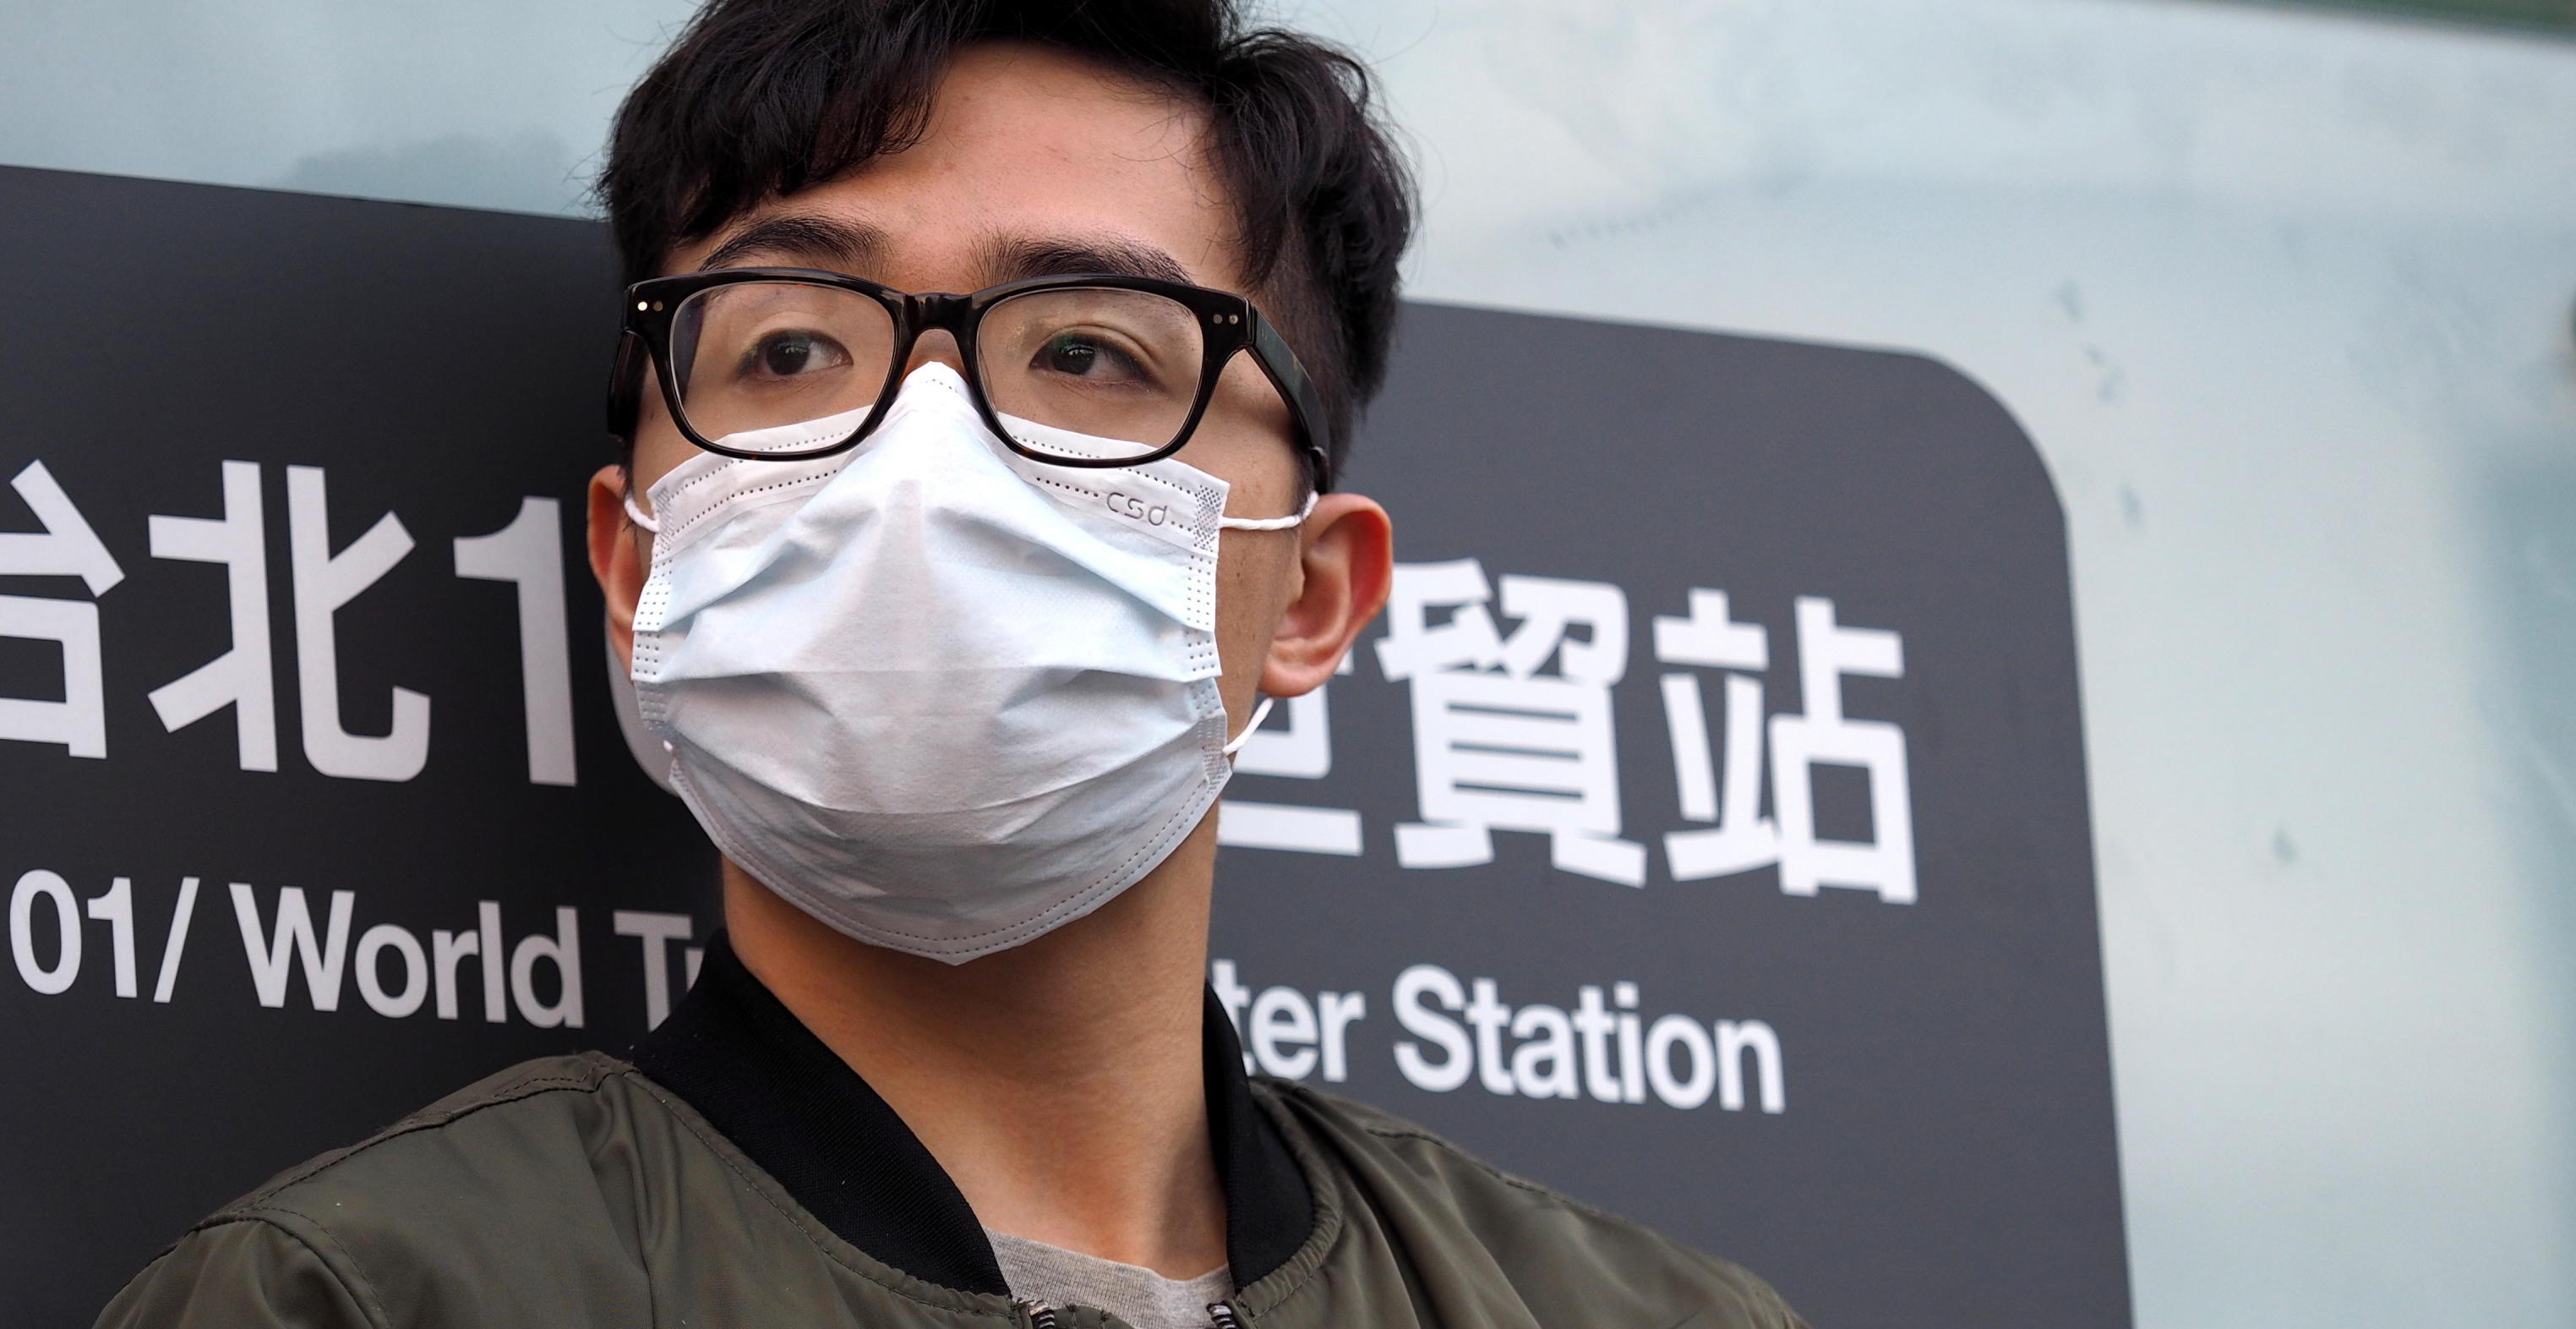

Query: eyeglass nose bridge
<box><xmin>898</xmin><ymin>292</ymin><xmax>984</xmax><ymax>353</ymax></box>
<box><xmin>903</xmin><ymin>290</ymin><xmax>980</xmax><ymax>328</ymax></box>
<box><xmin>888</xmin><ymin>292</ymin><xmax>984</xmax><ymax>382</ymax></box>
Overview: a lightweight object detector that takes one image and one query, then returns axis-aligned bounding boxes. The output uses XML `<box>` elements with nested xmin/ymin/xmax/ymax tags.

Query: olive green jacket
<box><xmin>99</xmin><ymin>941</ymin><xmax>1804</xmax><ymax>1329</ymax></box>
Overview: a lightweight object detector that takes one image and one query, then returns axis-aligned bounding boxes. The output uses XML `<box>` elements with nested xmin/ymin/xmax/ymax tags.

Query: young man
<box><xmin>101</xmin><ymin>3</ymin><xmax>1804</xmax><ymax>1326</ymax></box>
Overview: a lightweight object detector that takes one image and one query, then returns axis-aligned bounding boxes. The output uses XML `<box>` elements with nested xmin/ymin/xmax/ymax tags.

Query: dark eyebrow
<box><xmin>978</xmin><ymin>233</ymin><xmax>1196</xmax><ymax>287</ymax></box>
<box><xmin>697</xmin><ymin>213</ymin><xmax>887</xmax><ymax>273</ymax></box>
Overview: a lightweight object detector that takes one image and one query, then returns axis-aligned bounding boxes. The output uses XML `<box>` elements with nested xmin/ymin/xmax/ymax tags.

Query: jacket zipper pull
<box><xmin>1206</xmin><ymin>1301</ymin><xmax>1244</xmax><ymax>1329</ymax></box>
<box><xmin>1017</xmin><ymin>1299</ymin><xmax>1062</xmax><ymax>1329</ymax></box>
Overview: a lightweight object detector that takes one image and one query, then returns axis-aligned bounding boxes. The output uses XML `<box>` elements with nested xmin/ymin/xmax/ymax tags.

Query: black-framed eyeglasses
<box><xmin>607</xmin><ymin>267</ymin><xmax>1335</xmax><ymax>491</ymax></box>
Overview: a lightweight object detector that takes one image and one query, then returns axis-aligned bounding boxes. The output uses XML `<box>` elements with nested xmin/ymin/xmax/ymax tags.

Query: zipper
<box><xmin>1018</xmin><ymin>1295</ymin><xmax>1241</xmax><ymax>1328</ymax></box>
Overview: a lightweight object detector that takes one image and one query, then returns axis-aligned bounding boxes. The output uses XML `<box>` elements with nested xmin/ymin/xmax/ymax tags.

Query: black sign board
<box><xmin>0</xmin><ymin>166</ymin><xmax>2127</xmax><ymax>1328</ymax></box>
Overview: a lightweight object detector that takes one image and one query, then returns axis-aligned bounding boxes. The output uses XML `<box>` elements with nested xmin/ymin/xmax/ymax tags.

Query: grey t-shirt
<box><xmin>985</xmin><ymin>1228</ymin><xmax>1234</xmax><ymax>1329</ymax></box>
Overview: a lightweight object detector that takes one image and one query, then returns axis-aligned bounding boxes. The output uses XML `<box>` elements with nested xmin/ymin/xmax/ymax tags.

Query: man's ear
<box><xmin>587</xmin><ymin>464</ymin><xmax>648</xmax><ymax>670</ymax></box>
<box><xmin>1260</xmin><ymin>492</ymin><xmax>1393</xmax><ymax>697</ymax></box>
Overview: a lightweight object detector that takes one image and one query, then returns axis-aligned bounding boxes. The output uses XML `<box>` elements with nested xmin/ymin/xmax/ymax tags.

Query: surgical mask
<box><xmin>624</xmin><ymin>362</ymin><xmax>1307</xmax><ymax>963</ymax></box>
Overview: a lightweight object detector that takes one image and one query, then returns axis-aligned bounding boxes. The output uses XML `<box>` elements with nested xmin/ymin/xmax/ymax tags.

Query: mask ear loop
<box><xmin>1222</xmin><ymin>695</ymin><xmax>1275</xmax><ymax>757</ymax></box>
<box><xmin>624</xmin><ymin>491</ymin><xmax>662</xmax><ymax>533</ymax></box>
<box><xmin>1216</xmin><ymin>492</ymin><xmax>1318</xmax><ymax>532</ymax></box>
<box><xmin>1213</xmin><ymin>492</ymin><xmax>1312</xmax><ymax>754</ymax></box>
<box><xmin>1213</xmin><ymin>493</ymin><xmax>1309</xmax><ymax>753</ymax></box>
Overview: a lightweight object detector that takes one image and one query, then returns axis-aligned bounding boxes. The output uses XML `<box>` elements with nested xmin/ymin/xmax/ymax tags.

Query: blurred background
<box><xmin>4</xmin><ymin>0</ymin><xmax>2572</xmax><ymax>1323</ymax></box>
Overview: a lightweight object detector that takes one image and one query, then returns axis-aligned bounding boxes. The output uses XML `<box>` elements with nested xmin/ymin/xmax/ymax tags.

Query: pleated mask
<box><xmin>625</xmin><ymin>362</ymin><xmax>1300</xmax><ymax>962</ymax></box>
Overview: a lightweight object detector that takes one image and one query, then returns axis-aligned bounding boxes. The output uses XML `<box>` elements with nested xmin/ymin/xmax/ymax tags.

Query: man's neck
<box><xmin>722</xmin><ymin>818</ymin><xmax>1228</xmax><ymax>1280</ymax></box>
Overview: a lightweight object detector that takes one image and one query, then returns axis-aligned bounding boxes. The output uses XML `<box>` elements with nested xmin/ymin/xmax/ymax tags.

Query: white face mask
<box><xmin>625</xmin><ymin>362</ymin><xmax>1307</xmax><ymax>963</ymax></box>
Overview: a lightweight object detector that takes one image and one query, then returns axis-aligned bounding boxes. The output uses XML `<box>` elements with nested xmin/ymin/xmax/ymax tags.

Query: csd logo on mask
<box><xmin>1106</xmin><ymin>491</ymin><xmax>1172</xmax><ymax>527</ymax></box>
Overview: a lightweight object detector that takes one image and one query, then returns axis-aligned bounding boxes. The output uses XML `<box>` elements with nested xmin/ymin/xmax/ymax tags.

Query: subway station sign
<box><xmin>0</xmin><ymin>165</ymin><xmax>2128</xmax><ymax>1328</ymax></box>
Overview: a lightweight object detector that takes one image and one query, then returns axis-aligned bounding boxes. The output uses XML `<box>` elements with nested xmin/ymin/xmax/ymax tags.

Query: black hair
<box><xmin>598</xmin><ymin>0</ymin><xmax>1416</xmax><ymax>472</ymax></box>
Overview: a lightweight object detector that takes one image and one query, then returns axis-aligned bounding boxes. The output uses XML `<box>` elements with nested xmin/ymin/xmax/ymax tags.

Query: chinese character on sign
<box><xmin>0</xmin><ymin>462</ymin><xmax>124</xmax><ymax>757</ymax></box>
<box><xmin>1377</xmin><ymin>560</ymin><xmax>1645</xmax><ymax>887</ymax></box>
<box><xmin>1656</xmin><ymin>588</ymin><xmax>1915</xmax><ymax>903</ymax></box>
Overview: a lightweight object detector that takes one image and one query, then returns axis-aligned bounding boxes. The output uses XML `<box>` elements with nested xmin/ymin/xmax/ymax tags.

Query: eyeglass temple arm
<box><xmin>607</xmin><ymin>330</ymin><xmax>645</xmax><ymax>441</ymax></box>
<box><xmin>1246</xmin><ymin>311</ymin><xmax>1337</xmax><ymax>493</ymax></box>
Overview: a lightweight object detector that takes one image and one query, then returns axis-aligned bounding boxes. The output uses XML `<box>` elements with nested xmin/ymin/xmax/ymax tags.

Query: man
<box><xmin>101</xmin><ymin>3</ymin><xmax>1804</xmax><ymax>1326</ymax></box>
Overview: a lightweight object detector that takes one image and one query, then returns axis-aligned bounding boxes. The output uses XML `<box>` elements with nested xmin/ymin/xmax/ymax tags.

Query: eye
<box><xmin>1034</xmin><ymin>330</ymin><xmax>1150</xmax><ymax>386</ymax></box>
<box><xmin>744</xmin><ymin>329</ymin><xmax>849</xmax><ymax>380</ymax></box>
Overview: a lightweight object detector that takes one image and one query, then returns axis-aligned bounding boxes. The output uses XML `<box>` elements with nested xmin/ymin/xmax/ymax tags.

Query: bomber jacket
<box><xmin>99</xmin><ymin>937</ymin><xmax>1805</xmax><ymax>1329</ymax></box>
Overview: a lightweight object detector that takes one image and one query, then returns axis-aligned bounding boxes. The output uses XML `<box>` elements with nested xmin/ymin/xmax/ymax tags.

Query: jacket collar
<box><xmin>631</xmin><ymin>932</ymin><xmax>1313</xmax><ymax>1295</ymax></box>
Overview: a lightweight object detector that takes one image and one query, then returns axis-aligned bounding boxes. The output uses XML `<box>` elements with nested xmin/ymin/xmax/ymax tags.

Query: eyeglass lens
<box><xmin>671</xmin><ymin>282</ymin><xmax>896</xmax><ymax>453</ymax></box>
<box><xmin>669</xmin><ymin>281</ymin><xmax>1210</xmax><ymax>462</ymax></box>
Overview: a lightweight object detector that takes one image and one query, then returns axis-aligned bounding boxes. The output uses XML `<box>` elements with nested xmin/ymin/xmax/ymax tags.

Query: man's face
<box><xmin>597</xmin><ymin>39</ymin><xmax>1383</xmax><ymax>749</ymax></box>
